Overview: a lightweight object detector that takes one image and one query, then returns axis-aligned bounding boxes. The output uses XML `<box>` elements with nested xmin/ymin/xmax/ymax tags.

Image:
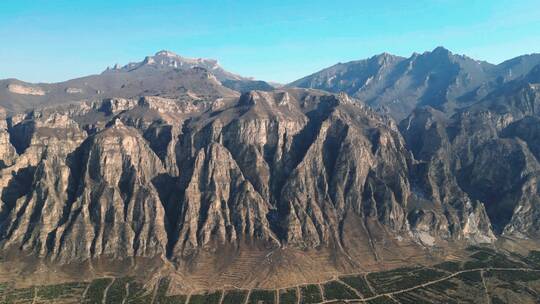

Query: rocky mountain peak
<box><xmin>371</xmin><ymin>52</ymin><xmax>403</xmax><ymax>67</ymax></box>
<box><xmin>101</xmin><ymin>50</ymin><xmax>240</xmax><ymax>81</ymax></box>
<box><xmin>155</xmin><ymin>50</ymin><xmax>179</xmax><ymax>57</ymax></box>
<box><xmin>288</xmin><ymin>47</ymin><xmax>540</xmax><ymax>120</ymax></box>
<box><xmin>431</xmin><ymin>46</ymin><xmax>452</xmax><ymax>56</ymax></box>
<box><xmin>151</xmin><ymin>50</ymin><xmax>219</xmax><ymax>68</ymax></box>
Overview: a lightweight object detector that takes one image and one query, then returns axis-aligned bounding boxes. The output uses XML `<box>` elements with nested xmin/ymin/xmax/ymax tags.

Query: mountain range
<box><xmin>1</xmin><ymin>47</ymin><xmax>540</xmax><ymax>301</ymax></box>
<box><xmin>0</xmin><ymin>50</ymin><xmax>274</xmax><ymax>113</ymax></box>
<box><xmin>290</xmin><ymin>47</ymin><xmax>540</xmax><ymax>120</ymax></box>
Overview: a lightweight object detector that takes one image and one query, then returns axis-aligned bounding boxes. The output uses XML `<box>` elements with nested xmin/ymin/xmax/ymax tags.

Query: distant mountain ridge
<box><xmin>288</xmin><ymin>47</ymin><xmax>540</xmax><ymax>120</ymax></box>
<box><xmin>0</xmin><ymin>50</ymin><xmax>274</xmax><ymax>113</ymax></box>
<box><xmin>103</xmin><ymin>50</ymin><xmax>246</xmax><ymax>81</ymax></box>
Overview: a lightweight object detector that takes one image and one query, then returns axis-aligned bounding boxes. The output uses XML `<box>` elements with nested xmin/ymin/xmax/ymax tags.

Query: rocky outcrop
<box><xmin>3</xmin><ymin>48</ymin><xmax>540</xmax><ymax>282</ymax></box>
<box><xmin>173</xmin><ymin>142</ymin><xmax>279</xmax><ymax>257</ymax></box>
<box><xmin>0</xmin><ymin>108</ymin><xmax>17</xmax><ymax>168</ymax></box>
<box><xmin>401</xmin><ymin>68</ymin><xmax>540</xmax><ymax>240</ymax></box>
<box><xmin>1</xmin><ymin>83</ymin><xmax>539</xmax><ymax>266</ymax></box>
<box><xmin>0</xmin><ymin>52</ymin><xmax>240</xmax><ymax>113</ymax></box>
<box><xmin>0</xmin><ymin>90</ymin><xmax>395</xmax><ymax>263</ymax></box>
<box><xmin>7</xmin><ymin>84</ymin><xmax>46</xmax><ymax>96</ymax></box>
<box><xmin>47</xmin><ymin>121</ymin><xmax>169</xmax><ymax>261</ymax></box>
<box><xmin>0</xmin><ymin>118</ymin><xmax>169</xmax><ymax>261</ymax></box>
<box><xmin>0</xmin><ymin>112</ymin><xmax>87</xmax><ymax>258</ymax></box>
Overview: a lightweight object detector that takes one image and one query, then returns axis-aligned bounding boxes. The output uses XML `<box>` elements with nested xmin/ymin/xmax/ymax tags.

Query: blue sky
<box><xmin>1</xmin><ymin>0</ymin><xmax>539</xmax><ymax>83</ymax></box>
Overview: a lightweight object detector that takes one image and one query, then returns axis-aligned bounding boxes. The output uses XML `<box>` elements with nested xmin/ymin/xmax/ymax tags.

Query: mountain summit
<box><xmin>289</xmin><ymin>47</ymin><xmax>540</xmax><ymax>120</ymax></box>
<box><xmin>104</xmin><ymin>50</ymin><xmax>245</xmax><ymax>81</ymax></box>
<box><xmin>0</xmin><ymin>50</ymin><xmax>274</xmax><ymax>113</ymax></box>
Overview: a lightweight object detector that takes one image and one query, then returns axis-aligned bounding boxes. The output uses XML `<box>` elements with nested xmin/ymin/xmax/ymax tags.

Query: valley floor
<box><xmin>2</xmin><ymin>246</ymin><xmax>540</xmax><ymax>303</ymax></box>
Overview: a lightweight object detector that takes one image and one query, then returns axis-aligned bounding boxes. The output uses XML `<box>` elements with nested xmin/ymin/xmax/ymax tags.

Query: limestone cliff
<box><xmin>0</xmin><ymin>86</ymin><xmax>535</xmax><ymax>266</ymax></box>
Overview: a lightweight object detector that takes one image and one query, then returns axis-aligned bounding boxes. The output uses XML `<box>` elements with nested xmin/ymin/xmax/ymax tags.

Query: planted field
<box><xmin>1</xmin><ymin>247</ymin><xmax>539</xmax><ymax>304</ymax></box>
<box><xmin>425</xmin><ymin>279</ymin><xmax>458</xmax><ymax>293</ymax></box>
<box><xmin>366</xmin><ymin>295</ymin><xmax>397</xmax><ymax>303</ymax></box>
<box><xmin>300</xmin><ymin>284</ymin><xmax>322</xmax><ymax>304</ymax></box>
<box><xmin>189</xmin><ymin>291</ymin><xmax>222</xmax><ymax>304</ymax></box>
<box><xmin>278</xmin><ymin>288</ymin><xmax>297</xmax><ymax>304</ymax></box>
<box><xmin>155</xmin><ymin>278</ymin><xmax>187</xmax><ymax>304</ymax></box>
<box><xmin>36</xmin><ymin>282</ymin><xmax>87</xmax><ymax>301</ymax></box>
<box><xmin>322</xmin><ymin>280</ymin><xmax>359</xmax><ymax>300</ymax></box>
<box><xmin>466</xmin><ymin>245</ymin><xmax>497</xmax><ymax>253</ymax></box>
<box><xmin>83</xmin><ymin>278</ymin><xmax>112</xmax><ymax>304</ymax></box>
<box><xmin>248</xmin><ymin>289</ymin><xmax>275</xmax><ymax>304</ymax></box>
<box><xmin>434</xmin><ymin>261</ymin><xmax>461</xmax><ymax>272</ymax></box>
<box><xmin>0</xmin><ymin>282</ymin><xmax>9</xmax><ymax>301</ymax></box>
<box><xmin>394</xmin><ymin>292</ymin><xmax>438</xmax><ymax>304</ymax></box>
<box><xmin>487</xmin><ymin>269</ymin><xmax>540</xmax><ymax>282</ymax></box>
<box><xmin>456</xmin><ymin>271</ymin><xmax>482</xmax><ymax>285</ymax></box>
<box><xmin>222</xmin><ymin>289</ymin><xmax>248</xmax><ymax>304</ymax></box>
<box><xmin>367</xmin><ymin>267</ymin><xmax>446</xmax><ymax>293</ymax></box>
<box><xmin>126</xmin><ymin>281</ymin><xmax>154</xmax><ymax>303</ymax></box>
<box><xmin>157</xmin><ymin>294</ymin><xmax>187</xmax><ymax>304</ymax></box>
<box><xmin>155</xmin><ymin>278</ymin><xmax>170</xmax><ymax>299</ymax></box>
<box><xmin>526</xmin><ymin>250</ymin><xmax>540</xmax><ymax>268</ymax></box>
<box><xmin>106</xmin><ymin>277</ymin><xmax>132</xmax><ymax>304</ymax></box>
<box><xmin>4</xmin><ymin>287</ymin><xmax>34</xmax><ymax>303</ymax></box>
<box><xmin>339</xmin><ymin>275</ymin><xmax>374</xmax><ymax>297</ymax></box>
<box><xmin>393</xmin><ymin>280</ymin><xmax>462</xmax><ymax>304</ymax></box>
<box><xmin>463</xmin><ymin>247</ymin><xmax>524</xmax><ymax>269</ymax></box>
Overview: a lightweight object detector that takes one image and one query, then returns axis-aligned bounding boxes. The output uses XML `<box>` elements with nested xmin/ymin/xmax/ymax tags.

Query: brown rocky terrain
<box><xmin>0</xmin><ymin>49</ymin><xmax>540</xmax><ymax>295</ymax></box>
<box><xmin>0</xmin><ymin>50</ymin><xmax>274</xmax><ymax>114</ymax></box>
<box><xmin>0</xmin><ymin>87</ymin><xmax>511</xmax><ymax>289</ymax></box>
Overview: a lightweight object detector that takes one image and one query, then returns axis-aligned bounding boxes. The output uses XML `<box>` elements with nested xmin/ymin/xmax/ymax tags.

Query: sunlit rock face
<box><xmin>0</xmin><ymin>87</ymin><xmax>505</xmax><ymax>265</ymax></box>
<box><xmin>1</xmin><ymin>49</ymin><xmax>540</xmax><ymax>267</ymax></box>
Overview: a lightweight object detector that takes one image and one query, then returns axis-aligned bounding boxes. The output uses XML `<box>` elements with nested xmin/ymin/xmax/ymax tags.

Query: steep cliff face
<box><xmin>0</xmin><ymin>111</ymin><xmax>170</xmax><ymax>261</ymax></box>
<box><xmin>173</xmin><ymin>142</ymin><xmax>280</xmax><ymax>257</ymax></box>
<box><xmin>49</xmin><ymin>121</ymin><xmax>169</xmax><ymax>261</ymax></box>
<box><xmin>401</xmin><ymin>108</ymin><xmax>496</xmax><ymax>245</ymax></box>
<box><xmin>0</xmin><ymin>112</ymin><xmax>87</xmax><ymax>257</ymax></box>
<box><xmin>170</xmin><ymin>90</ymin><xmax>418</xmax><ymax>255</ymax></box>
<box><xmin>0</xmin><ymin>88</ymin><xmax>503</xmax><ymax>267</ymax></box>
<box><xmin>3</xmin><ymin>49</ymin><xmax>540</xmax><ymax>290</ymax></box>
<box><xmin>0</xmin><ymin>108</ymin><xmax>17</xmax><ymax>169</ymax></box>
<box><xmin>401</xmin><ymin>67</ymin><xmax>540</xmax><ymax>240</ymax></box>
